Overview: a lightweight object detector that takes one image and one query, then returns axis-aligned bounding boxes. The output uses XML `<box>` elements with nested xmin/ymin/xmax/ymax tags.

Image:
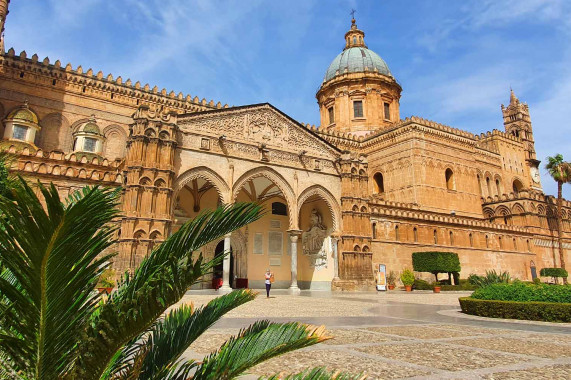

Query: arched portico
<box><xmin>232</xmin><ymin>166</ymin><xmax>296</xmax><ymax>291</ymax></box>
<box><xmin>294</xmin><ymin>185</ymin><xmax>342</xmax><ymax>290</ymax></box>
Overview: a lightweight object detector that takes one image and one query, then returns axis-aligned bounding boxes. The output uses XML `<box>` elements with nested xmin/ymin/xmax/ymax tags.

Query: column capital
<box><xmin>287</xmin><ymin>229</ymin><xmax>302</xmax><ymax>236</ymax></box>
<box><xmin>224</xmin><ymin>232</ymin><xmax>232</xmax><ymax>238</ymax></box>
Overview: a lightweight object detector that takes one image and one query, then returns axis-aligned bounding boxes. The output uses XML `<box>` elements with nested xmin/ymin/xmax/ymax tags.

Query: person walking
<box><xmin>264</xmin><ymin>268</ymin><xmax>273</xmax><ymax>298</ymax></box>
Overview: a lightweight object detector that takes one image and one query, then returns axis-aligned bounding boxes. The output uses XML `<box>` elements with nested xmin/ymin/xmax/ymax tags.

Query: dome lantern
<box><xmin>344</xmin><ymin>18</ymin><xmax>366</xmax><ymax>50</ymax></box>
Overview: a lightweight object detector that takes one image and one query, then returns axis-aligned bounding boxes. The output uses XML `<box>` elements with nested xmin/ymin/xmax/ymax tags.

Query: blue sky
<box><xmin>6</xmin><ymin>0</ymin><xmax>571</xmax><ymax>198</ymax></box>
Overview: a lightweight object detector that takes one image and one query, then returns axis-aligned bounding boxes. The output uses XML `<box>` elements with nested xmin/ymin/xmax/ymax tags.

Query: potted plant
<box><xmin>96</xmin><ymin>268</ymin><xmax>115</xmax><ymax>295</ymax></box>
<box><xmin>433</xmin><ymin>281</ymin><xmax>441</xmax><ymax>293</ymax></box>
<box><xmin>400</xmin><ymin>269</ymin><xmax>415</xmax><ymax>292</ymax></box>
<box><xmin>387</xmin><ymin>271</ymin><xmax>397</xmax><ymax>290</ymax></box>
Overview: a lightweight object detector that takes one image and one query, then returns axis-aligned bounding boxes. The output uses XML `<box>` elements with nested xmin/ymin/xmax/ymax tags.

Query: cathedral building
<box><xmin>0</xmin><ymin>2</ymin><xmax>569</xmax><ymax>290</ymax></box>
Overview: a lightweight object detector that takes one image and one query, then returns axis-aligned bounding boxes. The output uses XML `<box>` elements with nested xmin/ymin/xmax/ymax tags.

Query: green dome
<box><xmin>323</xmin><ymin>47</ymin><xmax>392</xmax><ymax>83</ymax></box>
<box><xmin>7</xmin><ymin>106</ymin><xmax>38</xmax><ymax>124</ymax></box>
<box><xmin>82</xmin><ymin>122</ymin><xmax>100</xmax><ymax>134</ymax></box>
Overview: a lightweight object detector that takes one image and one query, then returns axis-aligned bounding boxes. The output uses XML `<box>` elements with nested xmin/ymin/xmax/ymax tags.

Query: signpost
<box><xmin>376</xmin><ymin>264</ymin><xmax>387</xmax><ymax>291</ymax></box>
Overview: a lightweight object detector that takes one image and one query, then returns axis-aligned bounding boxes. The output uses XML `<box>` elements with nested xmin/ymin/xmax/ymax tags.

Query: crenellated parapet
<box><xmin>0</xmin><ymin>49</ymin><xmax>229</xmax><ymax>114</ymax></box>
<box><xmin>1</xmin><ymin>143</ymin><xmax>123</xmax><ymax>185</ymax></box>
<box><xmin>369</xmin><ymin>197</ymin><xmax>529</xmax><ymax>233</ymax></box>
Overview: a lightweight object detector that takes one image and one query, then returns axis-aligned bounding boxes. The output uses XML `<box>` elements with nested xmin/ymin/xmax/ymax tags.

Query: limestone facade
<box><xmin>0</xmin><ymin>6</ymin><xmax>568</xmax><ymax>289</ymax></box>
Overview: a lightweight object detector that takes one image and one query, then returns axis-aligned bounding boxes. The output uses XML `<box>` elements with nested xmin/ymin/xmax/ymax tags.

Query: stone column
<box><xmin>220</xmin><ymin>233</ymin><xmax>232</xmax><ymax>292</ymax></box>
<box><xmin>288</xmin><ymin>230</ymin><xmax>302</xmax><ymax>294</ymax></box>
<box><xmin>331</xmin><ymin>236</ymin><xmax>340</xmax><ymax>280</ymax></box>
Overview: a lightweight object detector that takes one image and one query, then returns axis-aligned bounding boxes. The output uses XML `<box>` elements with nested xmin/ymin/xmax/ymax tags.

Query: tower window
<box><xmin>469</xmin><ymin>233</ymin><xmax>473</xmax><ymax>247</ymax></box>
<box><xmin>383</xmin><ymin>102</ymin><xmax>390</xmax><ymax>120</ymax></box>
<box><xmin>495</xmin><ymin>179</ymin><xmax>501</xmax><ymax>196</ymax></box>
<box><xmin>353</xmin><ymin>36</ymin><xmax>356</xmax><ymax>44</ymax></box>
<box><xmin>12</xmin><ymin>125</ymin><xmax>28</xmax><ymax>140</ymax></box>
<box><xmin>83</xmin><ymin>137</ymin><xmax>97</xmax><ymax>153</ymax></box>
<box><xmin>395</xmin><ymin>225</ymin><xmax>399</xmax><ymax>241</ymax></box>
<box><xmin>485</xmin><ymin>235</ymin><xmax>489</xmax><ymax>248</ymax></box>
<box><xmin>353</xmin><ymin>100</ymin><xmax>363</xmax><ymax>118</ymax></box>
<box><xmin>413</xmin><ymin>227</ymin><xmax>418</xmax><ymax>242</ymax></box>
<box><xmin>449</xmin><ymin>231</ymin><xmax>454</xmax><ymax>245</ymax></box>
<box><xmin>328</xmin><ymin>106</ymin><xmax>334</xmax><ymax>124</ymax></box>
<box><xmin>373</xmin><ymin>172</ymin><xmax>384</xmax><ymax>194</ymax></box>
<box><xmin>445</xmin><ymin>169</ymin><xmax>455</xmax><ymax>190</ymax></box>
<box><xmin>433</xmin><ymin>230</ymin><xmax>438</xmax><ymax>244</ymax></box>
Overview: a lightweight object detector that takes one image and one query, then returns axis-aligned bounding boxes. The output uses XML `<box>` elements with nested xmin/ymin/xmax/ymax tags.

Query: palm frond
<box><xmin>261</xmin><ymin>367</ymin><xmax>366</xmax><ymax>380</ymax></box>
<box><xmin>104</xmin><ymin>289</ymin><xmax>257</xmax><ymax>380</ymax></box>
<box><xmin>72</xmin><ymin>202</ymin><xmax>264</xmax><ymax>380</ymax></box>
<box><xmin>0</xmin><ymin>180</ymin><xmax>120</xmax><ymax>378</ymax></box>
<box><xmin>192</xmin><ymin>322</ymin><xmax>331</xmax><ymax>380</ymax></box>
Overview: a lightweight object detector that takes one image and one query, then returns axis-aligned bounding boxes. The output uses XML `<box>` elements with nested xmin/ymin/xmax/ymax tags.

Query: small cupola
<box><xmin>344</xmin><ymin>18</ymin><xmax>366</xmax><ymax>50</ymax></box>
<box><xmin>3</xmin><ymin>101</ymin><xmax>41</xmax><ymax>145</ymax></box>
<box><xmin>72</xmin><ymin>115</ymin><xmax>105</xmax><ymax>154</ymax></box>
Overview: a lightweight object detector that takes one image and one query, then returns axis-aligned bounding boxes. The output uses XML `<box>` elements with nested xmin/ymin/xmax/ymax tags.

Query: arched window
<box><xmin>395</xmin><ymin>225</ymin><xmax>400</xmax><ymax>241</ymax></box>
<box><xmin>373</xmin><ymin>172</ymin><xmax>384</xmax><ymax>194</ymax></box>
<box><xmin>271</xmin><ymin>202</ymin><xmax>287</xmax><ymax>216</ymax></box>
<box><xmin>513</xmin><ymin>179</ymin><xmax>523</xmax><ymax>193</ymax></box>
<box><xmin>477</xmin><ymin>175</ymin><xmax>482</xmax><ymax>196</ymax></box>
<box><xmin>413</xmin><ymin>227</ymin><xmax>418</xmax><ymax>242</ymax></box>
<box><xmin>354</xmin><ymin>245</ymin><xmax>361</xmax><ymax>252</ymax></box>
<box><xmin>527</xmin><ymin>239</ymin><xmax>531</xmax><ymax>252</ymax></box>
<box><xmin>495</xmin><ymin>179</ymin><xmax>501</xmax><ymax>196</ymax></box>
<box><xmin>433</xmin><ymin>230</ymin><xmax>438</xmax><ymax>244</ymax></box>
<box><xmin>445</xmin><ymin>169</ymin><xmax>455</xmax><ymax>190</ymax></box>
<box><xmin>449</xmin><ymin>231</ymin><xmax>454</xmax><ymax>245</ymax></box>
<box><xmin>486</xmin><ymin>177</ymin><xmax>492</xmax><ymax>196</ymax></box>
<box><xmin>353</xmin><ymin>36</ymin><xmax>356</xmax><ymax>44</ymax></box>
<box><xmin>485</xmin><ymin>235</ymin><xmax>489</xmax><ymax>248</ymax></box>
<box><xmin>372</xmin><ymin>223</ymin><xmax>377</xmax><ymax>239</ymax></box>
<box><xmin>499</xmin><ymin>236</ymin><xmax>503</xmax><ymax>249</ymax></box>
<box><xmin>469</xmin><ymin>233</ymin><xmax>473</xmax><ymax>247</ymax></box>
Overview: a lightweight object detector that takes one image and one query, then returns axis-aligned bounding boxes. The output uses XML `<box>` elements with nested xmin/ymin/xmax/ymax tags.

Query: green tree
<box><xmin>545</xmin><ymin>154</ymin><xmax>571</xmax><ymax>283</ymax></box>
<box><xmin>0</xmin><ymin>180</ymin><xmax>351</xmax><ymax>380</ymax></box>
<box><xmin>412</xmin><ymin>251</ymin><xmax>461</xmax><ymax>283</ymax></box>
<box><xmin>0</xmin><ymin>152</ymin><xmax>16</xmax><ymax>198</ymax></box>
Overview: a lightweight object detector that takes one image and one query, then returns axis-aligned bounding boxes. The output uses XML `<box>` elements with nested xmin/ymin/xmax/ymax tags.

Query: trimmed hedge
<box><xmin>414</xmin><ymin>278</ymin><xmax>477</xmax><ymax>291</ymax></box>
<box><xmin>412</xmin><ymin>252</ymin><xmax>461</xmax><ymax>281</ymax></box>
<box><xmin>471</xmin><ymin>282</ymin><xmax>571</xmax><ymax>303</ymax></box>
<box><xmin>459</xmin><ymin>297</ymin><xmax>571</xmax><ymax>322</ymax></box>
<box><xmin>540</xmin><ymin>267</ymin><xmax>569</xmax><ymax>278</ymax></box>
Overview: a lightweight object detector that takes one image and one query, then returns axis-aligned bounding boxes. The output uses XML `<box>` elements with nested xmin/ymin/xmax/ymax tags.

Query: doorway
<box><xmin>214</xmin><ymin>240</ymin><xmax>234</xmax><ymax>288</ymax></box>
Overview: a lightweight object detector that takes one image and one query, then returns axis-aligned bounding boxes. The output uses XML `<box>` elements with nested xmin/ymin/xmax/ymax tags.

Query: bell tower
<box><xmin>502</xmin><ymin>89</ymin><xmax>541</xmax><ymax>189</ymax></box>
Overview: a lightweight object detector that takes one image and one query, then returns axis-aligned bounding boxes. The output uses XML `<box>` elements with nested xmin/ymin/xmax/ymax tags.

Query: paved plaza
<box><xmin>176</xmin><ymin>290</ymin><xmax>571</xmax><ymax>380</ymax></box>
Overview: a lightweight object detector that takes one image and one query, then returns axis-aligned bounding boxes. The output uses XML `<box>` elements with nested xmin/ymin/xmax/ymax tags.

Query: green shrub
<box><xmin>467</xmin><ymin>270</ymin><xmax>510</xmax><ymax>287</ymax></box>
<box><xmin>412</xmin><ymin>251</ymin><xmax>461</xmax><ymax>282</ymax></box>
<box><xmin>400</xmin><ymin>269</ymin><xmax>415</xmax><ymax>286</ymax></box>
<box><xmin>533</xmin><ymin>277</ymin><xmax>542</xmax><ymax>285</ymax></box>
<box><xmin>413</xmin><ymin>279</ymin><xmax>432</xmax><ymax>290</ymax></box>
<box><xmin>471</xmin><ymin>282</ymin><xmax>571</xmax><ymax>303</ymax></box>
<box><xmin>459</xmin><ymin>297</ymin><xmax>571</xmax><ymax>322</ymax></box>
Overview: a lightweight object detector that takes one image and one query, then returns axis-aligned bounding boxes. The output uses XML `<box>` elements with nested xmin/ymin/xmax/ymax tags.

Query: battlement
<box><xmin>1</xmin><ymin>143</ymin><xmax>123</xmax><ymax>184</ymax></box>
<box><xmin>482</xmin><ymin>188</ymin><xmax>571</xmax><ymax>208</ymax></box>
<box><xmin>1</xmin><ymin>49</ymin><xmax>229</xmax><ymax>113</ymax></box>
<box><xmin>369</xmin><ymin>198</ymin><xmax>528</xmax><ymax>233</ymax></box>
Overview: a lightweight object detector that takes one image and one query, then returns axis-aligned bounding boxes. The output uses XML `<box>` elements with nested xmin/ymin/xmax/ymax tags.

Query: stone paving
<box><xmin>176</xmin><ymin>290</ymin><xmax>571</xmax><ymax>379</ymax></box>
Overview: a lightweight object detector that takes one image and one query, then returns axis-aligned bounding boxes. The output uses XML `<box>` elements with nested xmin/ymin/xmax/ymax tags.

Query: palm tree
<box><xmin>546</xmin><ymin>154</ymin><xmax>571</xmax><ymax>283</ymax></box>
<box><xmin>0</xmin><ymin>180</ymin><xmax>358</xmax><ymax>380</ymax></box>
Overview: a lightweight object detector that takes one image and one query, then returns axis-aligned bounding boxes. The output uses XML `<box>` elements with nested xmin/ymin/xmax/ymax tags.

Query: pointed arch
<box><xmin>175</xmin><ymin>166</ymin><xmax>231</xmax><ymax>204</ymax></box>
<box><xmin>233</xmin><ymin>166</ymin><xmax>295</xmax><ymax>216</ymax></box>
<box><xmin>297</xmin><ymin>184</ymin><xmax>341</xmax><ymax>232</ymax></box>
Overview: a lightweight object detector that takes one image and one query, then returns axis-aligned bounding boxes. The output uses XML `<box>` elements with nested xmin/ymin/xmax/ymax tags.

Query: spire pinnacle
<box><xmin>510</xmin><ymin>88</ymin><xmax>518</xmax><ymax>105</ymax></box>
